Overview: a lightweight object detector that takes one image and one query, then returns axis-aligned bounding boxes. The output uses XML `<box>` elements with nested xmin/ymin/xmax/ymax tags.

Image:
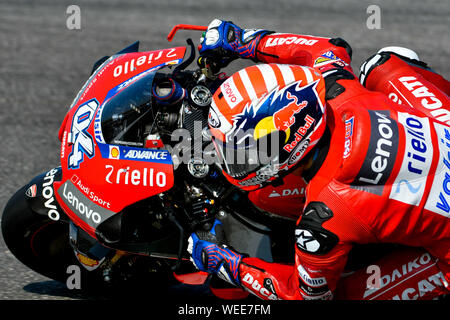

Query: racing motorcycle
<box><xmin>1</xmin><ymin>25</ymin><xmax>407</xmax><ymax>300</ymax></box>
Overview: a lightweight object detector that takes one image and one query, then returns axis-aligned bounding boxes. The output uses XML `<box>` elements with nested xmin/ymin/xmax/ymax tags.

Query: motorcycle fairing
<box><xmin>54</xmin><ymin>46</ymin><xmax>186</xmax><ymax>238</ymax></box>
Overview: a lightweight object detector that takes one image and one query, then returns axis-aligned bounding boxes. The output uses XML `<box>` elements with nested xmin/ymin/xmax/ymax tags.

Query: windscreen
<box><xmin>100</xmin><ymin>71</ymin><xmax>157</xmax><ymax>147</ymax></box>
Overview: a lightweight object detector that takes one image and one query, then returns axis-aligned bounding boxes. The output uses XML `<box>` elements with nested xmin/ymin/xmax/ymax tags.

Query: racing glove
<box><xmin>199</xmin><ymin>19</ymin><xmax>272</xmax><ymax>66</ymax></box>
<box><xmin>187</xmin><ymin>219</ymin><xmax>244</xmax><ymax>286</ymax></box>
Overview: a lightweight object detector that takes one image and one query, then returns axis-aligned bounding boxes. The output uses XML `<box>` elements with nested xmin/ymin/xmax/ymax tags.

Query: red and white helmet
<box><xmin>208</xmin><ymin>63</ymin><xmax>326</xmax><ymax>191</ymax></box>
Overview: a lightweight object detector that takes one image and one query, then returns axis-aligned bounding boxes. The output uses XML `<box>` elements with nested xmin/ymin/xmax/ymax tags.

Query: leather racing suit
<box><xmin>229</xmin><ymin>31</ymin><xmax>450</xmax><ymax>300</ymax></box>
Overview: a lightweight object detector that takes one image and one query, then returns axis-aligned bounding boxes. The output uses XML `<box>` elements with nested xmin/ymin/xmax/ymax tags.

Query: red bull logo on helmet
<box><xmin>230</xmin><ymin>80</ymin><xmax>319</xmax><ymax>136</ymax></box>
<box><xmin>283</xmin><ymin>116</ymin><xmax>315</xmax><ymax>152</ymax></box>
<box><xmin>273</xmin><ymin>91</ymin><xmax>308</xmax><ymax>131</ymax></box>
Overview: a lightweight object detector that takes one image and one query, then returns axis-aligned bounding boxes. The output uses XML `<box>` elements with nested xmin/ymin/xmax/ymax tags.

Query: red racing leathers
<box><xmin>236</xmin><ymin>32</ymin><xmax>450</xmax><ymax>300</ymax></box>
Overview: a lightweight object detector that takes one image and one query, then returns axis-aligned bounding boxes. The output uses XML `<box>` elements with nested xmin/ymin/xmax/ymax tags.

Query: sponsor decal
<box><xmin>389</xmin><ymin>113</ymin><xmax>433</xmax><ymax>206</ymax></box>
<box><xmin>124</xmin><ymin>149</ymin><xmax>169</xmax><ymax>161</ymax></box>
<box><xmin>297</xmin><ymin>265</ymin><xmax>327</xmax><ymax>287</ymax></box>
<box><xmin>363</xmin><ymin>252</ymin><xmax>440</xmax><ymax>299</ymax></box>
<box><xmin>314</xmin><ymin>50</ymin><xmax>347</xmax><ymax>67</ymax></box>
<box><xmin>221</xmin><ymin>78</ymin><xmax>243</xmax><ymax>109</ymax></box>
<box><xmin>265</xmin><ymin>36</ymin><xmax>318</xmax><ymax>48</ymax></box>
<box><xmin>351</xmin><ymin>110</ymin><xmax>398</xmax><ymax>195</ymax></box>
<box><xmin>343</xmin><ymin>116</ymin><xmax>354</xmax><ymax>158</ymax></box>
<box><xmin>26</xmin><ymin>184</ymin><xmax>37</xmax><ymax>198</ymax></box>
<box><xmin>58</xmin><ymin>180</ymin><xmax>114</xmax><ymax>228</ymax></box>
<box><xmin>283</xmin><ymin>118</ymin><xmax>314</xmax><ymax>153</ymax></box>
<box><xmin>71</xmin><ymin>175</ymin><xmax>111</xmax><ymax>208</ymax></box>
<box><xmin>399</xmin><ymin>76</ymin><xmax>450</xmax><ymax>125</ymax></box>
<box><xmin>68</xmin><ymin>99</ymin><xmax>98</xmax><ymax>169</ymax></box>
<box><xmin>42</xmin><ymin>168</ymin><xmax>61</xmax><ymax>221</ymax></box>
<box><xmin>297</xmin><ymin>264</ymin><xmax>331</xmax><ymax>299</ymax></box>
<box><xmin>268</xmin><ymin>188</ymin><xmax>304</xmax><ymax>197</ymax></box>
<box><xmin>109</xmin><ymin>146</ymin><xmax>120</xmax><ymax>159</ymax></box>
<box><xmin>287</xmin><ymin>138</ymin><xmax>311</xmax><ymax>165</ymax></box>
<box><xmin>105</xmin><ymin>165</ymin><xmax>167</xmax><ymax>187</ymax></box>
<box><xmin>61</xmin><ymin>130</ymin><xmax>67</xmax><ymax>159</ymax></box>
<box><xmin>242</xmin><ymin>273</ymin><xmax>280</xmax><ymax>300</ymax></box>
<box><xmin>113</xmin><ymin>48</ymin><xmax>180</xmax><ymax>78</ymax></box>
<box><xmin>98</xmin><ymin>143</ymin><xmax>172</xmax><ymax>164</ymax></box>
<box><xmin>391</xmin><ymin>271</ymin><xmax>448</xmax><ymax>300</ymax></box>
<box><xmin>424</xmin><ymin>122</ymin><xmax>450</xmax><ymax>218</ymax></box>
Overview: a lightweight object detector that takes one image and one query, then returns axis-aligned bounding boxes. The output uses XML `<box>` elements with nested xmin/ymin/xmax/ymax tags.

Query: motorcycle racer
<box><xmin>188</xmin><ymin>19</ymin><xmax>450</xmax><ymax>300</ymax></box>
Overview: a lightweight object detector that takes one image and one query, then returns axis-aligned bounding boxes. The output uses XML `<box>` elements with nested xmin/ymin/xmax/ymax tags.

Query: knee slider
<box><xmin>295</xmin><ymin>202</ymin><xmax>339</xmax><ymax>255</ymax></box>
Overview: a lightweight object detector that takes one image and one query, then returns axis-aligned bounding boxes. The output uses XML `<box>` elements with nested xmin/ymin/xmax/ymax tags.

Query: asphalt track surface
<box><xmin>0</xmin><ymin>0</ymin><xmax>449</xmax><ymax>301</ymax></box>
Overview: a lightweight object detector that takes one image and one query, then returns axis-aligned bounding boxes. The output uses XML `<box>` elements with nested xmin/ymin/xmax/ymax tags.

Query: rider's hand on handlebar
<box><xmin>198</xmin><ymin>19</ymin><xmax>272</xmax><ymax>66</ymax></box>
<box><xmin>187</xmin><ymin>219</ymin><xmax>244</xmax><ymax>286</ymax></box>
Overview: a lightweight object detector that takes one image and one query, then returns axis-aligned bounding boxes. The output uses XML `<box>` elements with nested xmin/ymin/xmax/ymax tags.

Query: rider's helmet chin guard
<box><xmin>208</xmin><ymin>64</ymin><xmax>326</xmax><ymax>191</ymax></box>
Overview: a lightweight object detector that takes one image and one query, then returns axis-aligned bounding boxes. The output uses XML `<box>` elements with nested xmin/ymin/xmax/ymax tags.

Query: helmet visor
<box><xmin>212</xmin><ymin>130</ymin><xmax>283</xmax><ymax>179</ymax></box>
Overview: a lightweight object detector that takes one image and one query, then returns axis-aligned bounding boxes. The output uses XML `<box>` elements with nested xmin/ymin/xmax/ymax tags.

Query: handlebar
<box><xmin>167</xmin><ymin>23</ymin><xmax>233</xmax><ymax>79</ymax></box>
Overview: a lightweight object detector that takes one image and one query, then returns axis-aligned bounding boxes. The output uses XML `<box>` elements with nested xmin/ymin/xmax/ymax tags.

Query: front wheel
<box><xmin>1</xmin><ymin>185</ymin><xmax>98</xmax><ymax>286</ymax></box>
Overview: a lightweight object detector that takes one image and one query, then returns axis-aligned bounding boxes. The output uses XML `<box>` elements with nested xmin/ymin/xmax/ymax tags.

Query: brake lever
<box><xmin>174</xmin><ymin>38</ymin><xmax>196</xmax><ymax>73</ymax></box>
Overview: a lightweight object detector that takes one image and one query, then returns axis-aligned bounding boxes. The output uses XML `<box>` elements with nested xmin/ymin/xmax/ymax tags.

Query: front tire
<box><xmin>2</xmin><ymin>185</ymin><xmax>83</xmax><ymax>284</ymax></box>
